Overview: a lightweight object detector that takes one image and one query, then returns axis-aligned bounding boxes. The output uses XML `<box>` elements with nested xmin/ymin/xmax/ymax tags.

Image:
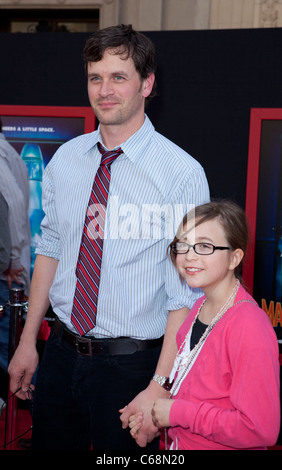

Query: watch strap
<box><xmin>152</xmin><ymin>374</ymin><xmax>173</xmax><ymax>391</ymax></box>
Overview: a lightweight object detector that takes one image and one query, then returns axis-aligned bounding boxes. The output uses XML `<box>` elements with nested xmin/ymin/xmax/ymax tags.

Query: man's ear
<box><xmin>142</xmin><ymin>73</ymin><xmax>155</xmax><ymax>98</ymax></box>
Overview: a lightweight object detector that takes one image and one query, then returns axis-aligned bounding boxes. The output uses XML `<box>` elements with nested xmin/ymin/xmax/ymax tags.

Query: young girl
<box><xmin>130</xmin><ymin>201</ymin><xmax>280</xmax><ymax>450</ymax></box>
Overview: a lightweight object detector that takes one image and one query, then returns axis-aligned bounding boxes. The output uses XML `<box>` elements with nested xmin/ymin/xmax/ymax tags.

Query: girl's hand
<box><xmin>128</xmin><ymin>411</ymin><xmax>144</xmax><ymax>439</ymax></box>
<box><xmin>151</xmin><ymin>398</ymin><xmax>174</xmax><ymax>428</ymax></box>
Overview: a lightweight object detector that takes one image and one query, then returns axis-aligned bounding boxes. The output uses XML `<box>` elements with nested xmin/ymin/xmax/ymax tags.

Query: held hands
<box><xmin>119</xmin><ymin>381</ymin><xmax>171</xmax><ymax>447</ymax></box>
<box><xmin>127</xmin><ymin>399</ymin><xmax>173</xmax><ymax>436</ymax></box>
<box><xmin>119</xmin><ymin>385</ymin><xmax>161</xmax><ymax>447</ymax></box>
<box><xmin>120</xmin><ymin>384</ymin><xmax>174</xmax><ymax>447</ymax></box>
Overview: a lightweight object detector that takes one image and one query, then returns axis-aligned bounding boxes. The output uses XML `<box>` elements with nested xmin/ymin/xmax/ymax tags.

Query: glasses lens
<box><xmin>195</xmin><ymin>243</ymin><xmax>213</xmax><ymax>255</ymax></box>
<box><xmin>171</xmin><ymin>242</ymin><xmax>188</xmax><ymax>253</ymax></box>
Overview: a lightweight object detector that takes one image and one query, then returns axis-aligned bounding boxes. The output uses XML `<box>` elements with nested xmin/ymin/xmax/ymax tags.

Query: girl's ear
<box><xmin>229</xmin><ymin>248</ymin><xmax>244</xmax><ymax>271</ymax></box>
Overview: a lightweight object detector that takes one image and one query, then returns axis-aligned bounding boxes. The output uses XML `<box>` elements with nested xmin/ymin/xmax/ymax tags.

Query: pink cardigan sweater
<box><xmin>168</xmin><ymin>285</ymin><xmax>280</xmax><ymax>450</ymax></box>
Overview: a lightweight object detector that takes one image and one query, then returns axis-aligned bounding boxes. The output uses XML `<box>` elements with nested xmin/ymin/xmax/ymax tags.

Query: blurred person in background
<box><xmin>0</xmin><ymin>118</ymin><xmax>30</xmax><ymax>397</ymax></box>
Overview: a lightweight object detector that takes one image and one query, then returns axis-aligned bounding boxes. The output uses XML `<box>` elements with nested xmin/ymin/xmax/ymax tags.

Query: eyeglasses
<box><xmin>170</xmin><ymin>242</ymin><xmax>230</xmax><ymax>256</ymax></box>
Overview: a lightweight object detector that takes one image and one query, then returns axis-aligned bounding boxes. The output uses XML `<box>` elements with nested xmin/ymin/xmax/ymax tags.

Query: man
<box><xmin>8</xmin><ymin>24</ymin><xmax>209</xmax><ymax>450</ymax></box>
<box><xmin>0</xmin><ymin>120</ymin><xmax>30</xmax><ymax>372</ymax></box>
<box><xmin>0</xmin><ymin>191</ymin><xmax>11</xmax><ymax>274</ymax></box>
<box><xmin>0</xmin><ymin>121</ymin><xmax>30</xmax><ymax>404</ymax></box>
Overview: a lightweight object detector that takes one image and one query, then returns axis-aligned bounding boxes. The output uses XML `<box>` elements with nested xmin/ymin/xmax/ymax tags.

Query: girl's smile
<box><xmin>185</xmin><ymin>267</ymin><xmax>203</xmax><ymax>274</ymax></box>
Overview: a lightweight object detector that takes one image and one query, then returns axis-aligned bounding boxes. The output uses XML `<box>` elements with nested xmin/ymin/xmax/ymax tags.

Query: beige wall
<box><xmin>0</xmin><ymin>0</ymin><xmax>281</xmax><ymax>31</ymax></box>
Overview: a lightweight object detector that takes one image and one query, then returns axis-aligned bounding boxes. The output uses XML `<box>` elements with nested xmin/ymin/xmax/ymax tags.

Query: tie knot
<box><xmin>98</xmin><ymin>142</ymin><xmax>123</xmax><ymax>166</ymax></box>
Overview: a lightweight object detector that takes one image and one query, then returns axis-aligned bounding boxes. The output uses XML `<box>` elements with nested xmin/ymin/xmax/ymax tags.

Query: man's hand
<box><xmin>8</xmin><ymin>341</ymin><xmax>39</xmax><ymax>400</ymax></box>
<box><xmin>8</xmin><ymin>255</ymin><xmax>58</xmax><ymax>400</ymax></box>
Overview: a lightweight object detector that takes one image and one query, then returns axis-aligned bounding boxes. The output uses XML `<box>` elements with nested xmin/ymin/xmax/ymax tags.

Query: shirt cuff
<box><xmin>35</xmin><ymin>246</ymin><xmax>60</xmax><ymax>260</ymax></box>
<box><xmin>165</xmin><ymin>290</ymin><xmax>202</xmax><ymax>312</ymax></box>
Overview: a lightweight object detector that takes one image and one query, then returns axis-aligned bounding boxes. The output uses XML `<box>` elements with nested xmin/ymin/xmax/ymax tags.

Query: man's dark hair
<box><xmin>83</xmin><ymin>24</ymin><xmax>157</xmax><ymax>102</ymax></box>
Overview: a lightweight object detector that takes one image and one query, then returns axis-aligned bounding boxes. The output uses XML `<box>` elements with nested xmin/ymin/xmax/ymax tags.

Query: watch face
<box><xmin>163</xmin><ymin>378</ymin><xmax>173</xmax><ymax>391</ymax></box>
<box><xmin>153</xmin><ymin>374</ymin><xmax>172</xmax><ymax>390</ymax></box>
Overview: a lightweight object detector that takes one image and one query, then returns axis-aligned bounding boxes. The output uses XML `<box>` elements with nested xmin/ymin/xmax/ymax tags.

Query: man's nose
<box><xmin>99</xmin><ymin>79</ymin><xmax>114</xmax><ymax>97</ymax></box>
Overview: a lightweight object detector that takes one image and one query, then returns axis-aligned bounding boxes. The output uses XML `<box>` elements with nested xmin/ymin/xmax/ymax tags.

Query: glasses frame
<box><xmin>170</xmin><ymin>242</ymin><xmax>230</xmax><ymax>256</ymax></box>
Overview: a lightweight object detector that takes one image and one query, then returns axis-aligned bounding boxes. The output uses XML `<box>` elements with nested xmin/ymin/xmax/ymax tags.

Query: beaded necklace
<box><xmin>169</xmin><ymin>279</ymin><xmax>240</xmax><ymax>397</ymax></box>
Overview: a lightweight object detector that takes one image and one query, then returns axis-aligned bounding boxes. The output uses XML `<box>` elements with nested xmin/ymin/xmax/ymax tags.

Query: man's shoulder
<box><xmin>60</xmin><ymin>130</ymin><xmax>98</xmax><ymax>151</ymax></box>
<box><xmin>152</xmin><ymin>130</ymin><xmax>203</xmax><ymax>171</ymax></box>
<box><xmin>51</xmin><ymin>130</ymin><xmax>98</xmax><ymax>162</ymax></box>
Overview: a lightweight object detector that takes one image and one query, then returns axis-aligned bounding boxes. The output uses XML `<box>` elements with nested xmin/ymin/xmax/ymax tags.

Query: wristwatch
<box><xmin>152</xmin><ymin>374</ymin><xmax>172</xmax><ymax>391</ymax></box>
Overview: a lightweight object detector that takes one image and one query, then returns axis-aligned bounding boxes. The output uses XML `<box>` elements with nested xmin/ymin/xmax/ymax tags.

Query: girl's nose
<box><xmin>184</xmin><ymin>245</ymin><xmax>198</xmax><ymax>261</ymax></box>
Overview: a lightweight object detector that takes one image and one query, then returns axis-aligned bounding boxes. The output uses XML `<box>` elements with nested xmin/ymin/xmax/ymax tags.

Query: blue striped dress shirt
<box><xmin>0</xmin><ymin>133</ymin><xmax>31</xmax><ymax>294</ymax></box>
<box><xmin>36</xmin><ymin>116</ymin><xmax>210</xmax><ymax>338</ymax></box>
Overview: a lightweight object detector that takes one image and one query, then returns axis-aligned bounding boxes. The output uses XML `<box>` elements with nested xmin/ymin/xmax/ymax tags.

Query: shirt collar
<box><xmin>120</xmin><ymin>115</ymin><xmax>155</xmax><ymax>162</ymax></box>
<box><xmin>82</xmin><ymin>115</ymin><xmax>155</xmax><ymax>162</ymax></box>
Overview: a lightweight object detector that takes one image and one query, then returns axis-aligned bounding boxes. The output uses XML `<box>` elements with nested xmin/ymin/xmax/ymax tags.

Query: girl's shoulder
<box><xmin>231</xmin><ymin>284</ymin><xmax>266</xmax><ymax>324</ymax></box>
<box><xmin>226</xmin><ymin>285</ymin><xmax>276</xmax><ymax>343</ymax></box>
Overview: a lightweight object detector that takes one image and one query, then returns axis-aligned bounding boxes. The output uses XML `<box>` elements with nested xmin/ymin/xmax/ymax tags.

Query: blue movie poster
<box><xmin>2</xmin><ymin>115</ymin><xmax>87</xmax><ymax>275</ymax></box>
<box><xmin>252</xmin><ymin>120</ymin><xmax>282</xmax><ymax>342</ymax></box>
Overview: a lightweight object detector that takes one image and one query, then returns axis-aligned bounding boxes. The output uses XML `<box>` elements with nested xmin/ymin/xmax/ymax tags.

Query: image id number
<box><xmin>140</xmin><ymin>454</ymin><xmax>185</xmax><ymax>465</ymax></box>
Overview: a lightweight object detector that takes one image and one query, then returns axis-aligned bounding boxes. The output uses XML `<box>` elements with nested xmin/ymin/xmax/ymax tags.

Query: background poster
<box><xmin>245</xmin><ymin>109</ymin><xmax>282</xmax><ymax>344</ymax></box>
<box><xmin>0</xmin><ymin>106</ymin><xmax>95</xmax><ymax>275</ymax></box>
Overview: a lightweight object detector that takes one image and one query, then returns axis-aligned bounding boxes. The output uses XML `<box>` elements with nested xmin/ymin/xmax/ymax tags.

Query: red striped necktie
<box><xmin>71</xmin><ymin>142</ymin><xmax>123</xmax><ymax>335</ymax></box>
